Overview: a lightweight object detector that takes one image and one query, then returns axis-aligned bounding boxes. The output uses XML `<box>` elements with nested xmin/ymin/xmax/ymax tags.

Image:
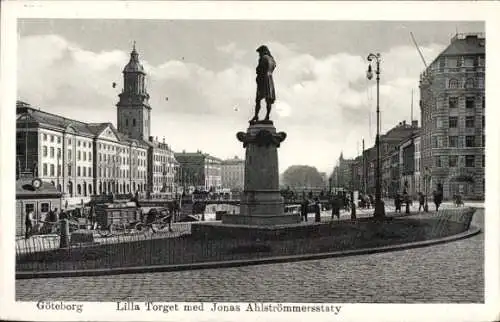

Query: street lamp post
<box><xmin>366</xmin><ymin>53</ymin><xmax>386</xmax><ymax>218</ymax></box>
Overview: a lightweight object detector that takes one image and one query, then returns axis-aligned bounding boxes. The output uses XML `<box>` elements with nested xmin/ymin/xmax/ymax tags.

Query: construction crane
<box><xmin>410</xmin><ymin>31</ymin><xmax>434</xmax><ymax>85</ymax></box>
<box><xmin>410</xmin><ymin>31</ymin><xmax>429</xmax><ymax>70</ymax></box>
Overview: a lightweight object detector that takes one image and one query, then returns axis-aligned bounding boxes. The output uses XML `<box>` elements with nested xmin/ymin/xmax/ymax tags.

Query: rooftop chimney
<box><xmin>162</xmin><ymin>137</ymin><xmax>165</xmax><ymax>144</ymax></box>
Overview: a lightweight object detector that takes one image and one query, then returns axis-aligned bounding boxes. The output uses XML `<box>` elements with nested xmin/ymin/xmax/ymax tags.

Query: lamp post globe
<box><xmin>366</xmin><ymin>65</ymin><xmax>373</xmax><ymax>80</ymax></box>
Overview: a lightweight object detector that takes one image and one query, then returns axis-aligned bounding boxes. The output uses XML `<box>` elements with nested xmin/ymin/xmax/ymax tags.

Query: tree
<box><xmin>281</xmin><ymin>165</ymin><xmax>325</xmax><ymax>190</ymax></box>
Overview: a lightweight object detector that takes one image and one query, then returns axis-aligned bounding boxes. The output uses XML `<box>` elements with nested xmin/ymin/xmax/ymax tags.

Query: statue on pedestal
<box><xmin>250</xmin><ymin>45</ymin><xmax>276</xmax><ymax>123</ymax></box>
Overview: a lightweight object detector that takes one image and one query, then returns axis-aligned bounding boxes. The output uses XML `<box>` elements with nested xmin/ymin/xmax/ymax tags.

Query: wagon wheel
<box><xmin>135</xmin><ymin>222</ymin><xmax>144</xmax><ymax>231</ymax></box>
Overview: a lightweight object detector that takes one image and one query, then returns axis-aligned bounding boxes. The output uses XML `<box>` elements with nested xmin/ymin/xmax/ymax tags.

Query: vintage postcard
<box><xmin>1</xmin><ymin>1</ymin><xmax>499</xmax><ymax>322</ymax></box>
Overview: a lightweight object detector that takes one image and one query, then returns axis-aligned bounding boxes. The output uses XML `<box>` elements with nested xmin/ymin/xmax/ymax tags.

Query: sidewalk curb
<box><xmin>16</xmin><ymin>226</ymin><xmax>481</xmax><ymax>280</ymax></box>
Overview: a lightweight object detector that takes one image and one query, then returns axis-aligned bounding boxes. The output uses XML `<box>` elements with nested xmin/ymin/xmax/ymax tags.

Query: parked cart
<box><xmin>94</xmin><ymin>202</ymin><xmax>141</xmax><ymax>237</ymax></box>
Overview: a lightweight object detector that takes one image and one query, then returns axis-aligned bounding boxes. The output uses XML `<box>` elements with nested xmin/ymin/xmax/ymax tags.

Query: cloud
<box><xmin>17</xmin><ymin>34</ymin><xmax>446</xmax><ymax>173</ymax></box>
<box><xmin>216</xmin><ymin>42</ymin><xmax>246</xmax><ymax>60</ymax></box>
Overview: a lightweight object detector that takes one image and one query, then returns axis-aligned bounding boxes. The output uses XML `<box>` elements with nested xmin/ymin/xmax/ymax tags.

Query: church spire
<box><xmin>124</xmin><ymin>41</ymin><xmax>144</xmax><ymax>74</ymax></box>
<box><xmin>116</xmin><ymin>42</ymin><xmax>151</xmax><ymax>141</ymax></box>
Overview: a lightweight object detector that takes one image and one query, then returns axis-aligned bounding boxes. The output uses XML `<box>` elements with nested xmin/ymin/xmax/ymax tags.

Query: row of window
<box><xmin>98</xmin><ymin>167</ymin><xmax>146</xmax><ymax>180</ymax></box>
<box><xmin>154</xmin><ymin>154</ymin><xmax>175</xmax><ymax>162</ymax></box>
<box><xmin>42</xmin><ymin>134</ymin><xmax>94</xmax><ymax>148</ymax></box>
<box><xmin>42</xmin><ymin>134</ymin><xmax>62</xmax><ymax>144</ymax></box>
<box><xmin>448</xmin><ymin>78</ymin><xmax>484</xmax><ymax>89</ymax></box>
<box><xmin>62</xmin><ymin>181</ymin><xmax>146</xmax><ymax>197</ymax></box>
<box><xmin>153</xmin><ymin>177</ymin><xmax>176</xmax><ymax>185</ymax></box>
<box><xmin>98</xmin><ymin>153</ymin><xmax>146</xmax><ymax>166</ymax></box>
<box><xmin>432</xmin><ymin>135</ymin><xmax>485</xmax><ymax>148</ymax></box>
<box><xmin>447</xmin><ymin>96</ymin><xmax>485</xmax><ymax>109</ymax></box>
<box><xmin>434</xmin><ymin>154</ymin><xmax>485</xmax><ymax>168</ymax></box>
<box><xmin>437</xmin><ymin>55</ymin><xmax>485</xmax><ymax>69</ymax></box>
<box><xmin>153</xmin><ymin>165</ymin><xmax>175</xmax><ymax>173</ymax></box>
<box><xmin>42</xmin><ymin>163</ymin><xmax>151</xmax><ymax>180</ymax></box>
<box><xmin>42</xmin><ymin>164</ymin><xmax>93</xmax><ymax>178</ymax></box>
<box><xmin>97</xmin><ymin>142</ymin><xmax>147</xmax><ymax>156</ymax></box>
<box><xmin>436</xmin><ymin>115</ymin><xmax>485</xmax><ymax>129</ymax></box>
<box><xmin>41</xmin><ymin>135</ymin><xmax>152</xmax><ymax>158</ymax></box>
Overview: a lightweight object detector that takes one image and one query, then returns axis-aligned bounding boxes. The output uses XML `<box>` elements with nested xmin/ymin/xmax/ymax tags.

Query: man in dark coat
<box><xmin>433</xmin><ymin>189</ymin><xmax>443</xmax><ymax>212</ymax></box>
<box><xmin>331</xmin><ymin>195</ymin><xmax>340</xmax><ymax>220</ymax></box>
<box><xmin>394</xmin><ymin>194</ymin><xmax>402</xmax><ymax>213</ymax></box>
<box><xmin>251</xmin><ymin>45</ymin><xmax>276</xmax><ymax>122</ymax></box>
<box><xmin>300</xmin><ymin>198</ymin><xmax>308</xmax><ymax>222</ymax></box>
<box><xmin>418</xmin><ymin>192</ymin><xmax>425</xmax><ymax>212</ymax></box>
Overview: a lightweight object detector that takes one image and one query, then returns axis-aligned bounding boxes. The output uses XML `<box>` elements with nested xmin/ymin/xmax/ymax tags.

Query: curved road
<box><xmin>16</xmin><ymin>209</ymin><xmax>484</xmax><ymax>303</ymax></box>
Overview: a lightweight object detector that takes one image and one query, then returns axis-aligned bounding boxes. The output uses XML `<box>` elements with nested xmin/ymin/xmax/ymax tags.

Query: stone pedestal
<box><xmin>221</xmin><ymin>121</ymin><xmax>301</xmax><ymax>226</ymax></box>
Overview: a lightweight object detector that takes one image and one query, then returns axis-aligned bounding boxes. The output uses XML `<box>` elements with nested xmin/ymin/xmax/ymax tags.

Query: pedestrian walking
<box><xmin>345</xmin><ymin>194</ymin><xmax>351</xmax><ymax>212</ymax></box>
<box><xmin>301</xmin><ymin>198</ymin><xmax>308</xmax><ymax>222</ymax></box>
<box><xmin>314</xmin><ymin>197</ymin><xmax>321</xmax><ymax>223</ymax></box>
<box><xmin>350</xmin><ymin>199</ymin><xmax>356</xmax><ymax>220</ymax></box>
<box><xmin>25</xmin><ymin>210</ymin><xmax>34</xmax><ymax>239</ymax></box>
<box><xmin>403</xmin><ymin>190</ymin><xmax>410</xmax><ymax>214</ymax></box>
<box><xmin>418</xmin><ymin>192</ymin><xmax>425</xmax><ymax>212</ymax></box>
<box><xmin>433</xmin><ymin>189</ymin><xmax>443</xmax><ymax>212</ymax></box>
<box><xmin>394</xmin><ymin>193</ymin><xmax>402</xmax><ymax>213</ymax></box>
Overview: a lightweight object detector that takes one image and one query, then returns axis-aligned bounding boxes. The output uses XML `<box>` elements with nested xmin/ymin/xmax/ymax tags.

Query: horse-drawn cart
<box><xmin>94</xmin><ymin>202</ymin><xmax>140</xmax><ymax>236</ymax></box>
<box><xmin>94</xmin><ymin>202</ymin><xmax>172</xmax><ymax>237</ymax></box>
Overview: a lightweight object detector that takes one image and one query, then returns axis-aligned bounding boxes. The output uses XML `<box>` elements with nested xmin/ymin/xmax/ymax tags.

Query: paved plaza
<box><xmin>16</xmin><ymin>208</ymin><xmax>484</xmax><ymax>303</ymax></box>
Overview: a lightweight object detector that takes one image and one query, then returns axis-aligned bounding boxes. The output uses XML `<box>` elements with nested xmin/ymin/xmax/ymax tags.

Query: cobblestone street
<box><xmin>16</xmin><ymin>209</ymin><xmax>484</xmax><ymax>303</ymax></box>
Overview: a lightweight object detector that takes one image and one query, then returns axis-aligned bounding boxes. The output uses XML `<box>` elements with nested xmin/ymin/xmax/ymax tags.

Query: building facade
<box><xmin>147</xmin><ymin>137</ymin><xmax>178</xmax><ymax>196</ymax></box>
<box><xmin>16</xmin><ymin>45</ymin><xmax>178</xmax><ymax>204</ymax></box>
<box><xmin>399</xmin><ymin>131</ymin><xmax>420</xmax><ymax>197</ymax></box>
<box><xmin>337</xmin><ymin>120</ymin><xmax>419</xmax><ymax>198</ymax></box>
<box><xmin>221</xmin><ymin>156</ymin><xmax>245</xmax><ymax>191</ymax></box>
<box><xmin>16</xmin><ymin>105</ymin><xmax>149</xmax><ymax>204</ymax></box>
<box><xmin>420</xmin><ymin>33</ymin><xmax>485</xmax><ymax>199</ymax></box>
<box><xmin>175</xmin><ymin>151</ymin><xmax>222</xmax><ymax>193</ymax></box>
<box><xmin>332</xmin><ymin>152</ymin><xmax>354</xmax><ymax>191</ymax></box>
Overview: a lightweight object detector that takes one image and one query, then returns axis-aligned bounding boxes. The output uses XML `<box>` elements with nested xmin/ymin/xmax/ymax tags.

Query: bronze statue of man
<box><xmin>251</xmin><ymin>45</ymin><xmax>276</xmax><ymax>122</ymax></box>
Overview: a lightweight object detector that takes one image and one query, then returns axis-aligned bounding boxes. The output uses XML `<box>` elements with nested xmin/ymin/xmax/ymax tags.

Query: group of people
<box><xmin>299</xmin><ymin>192</ymin><xmax>357</xmax><ymax>223</ymax></box>
<box><xmin>295</xmin><ymin>183</ymin><xmax>449</xmax><ymax>226</ymax></box>
<box><xmin>392</xmin><ymin>184</ymin><xmax>444</xmax><ymax>213</ymax></box>
<box><xmin>394</xmin><ymin>190</ymin><xmax>412</xmax><ymax>213</ymax></box>
<box><xmin>24</xmin><ymin>207</ymin><xmax>72</xmax><ymax>239</ymax></box>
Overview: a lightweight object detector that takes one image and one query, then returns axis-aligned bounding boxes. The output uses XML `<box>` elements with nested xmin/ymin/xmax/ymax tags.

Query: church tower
<box><xmin>116</xmin><ymin>43</ymin><xmax>151</xmax><ymax>140</ymax></box>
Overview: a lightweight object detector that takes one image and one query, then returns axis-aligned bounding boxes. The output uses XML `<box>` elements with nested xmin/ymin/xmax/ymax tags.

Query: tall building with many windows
<box><xmin>15</xmin><ymin>44</ymin><xmax>178</xmax><ymax>204</ymax></box>
<box><xmin>420</xmin><ymin>33</ymin><xmax>485</xmax><ymax>199</ymax></box>
<box><xmin>16</xmin><ymin>104</ymin><xmax>149</xmax><ymax>202</ymax></box>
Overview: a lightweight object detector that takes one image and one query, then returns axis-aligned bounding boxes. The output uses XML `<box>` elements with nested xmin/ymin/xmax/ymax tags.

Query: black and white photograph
<box><xmin>1</xmin><ymin>1</ymin><xmax>499</xmax><ymax>322</ymax></box>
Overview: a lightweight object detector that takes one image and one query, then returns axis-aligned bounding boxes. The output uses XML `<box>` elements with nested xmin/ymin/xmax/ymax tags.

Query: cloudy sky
<box><xmin>17</xmin><ymin>20</ymin><xmax>484</xmax><ymax>174</ymax></box>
